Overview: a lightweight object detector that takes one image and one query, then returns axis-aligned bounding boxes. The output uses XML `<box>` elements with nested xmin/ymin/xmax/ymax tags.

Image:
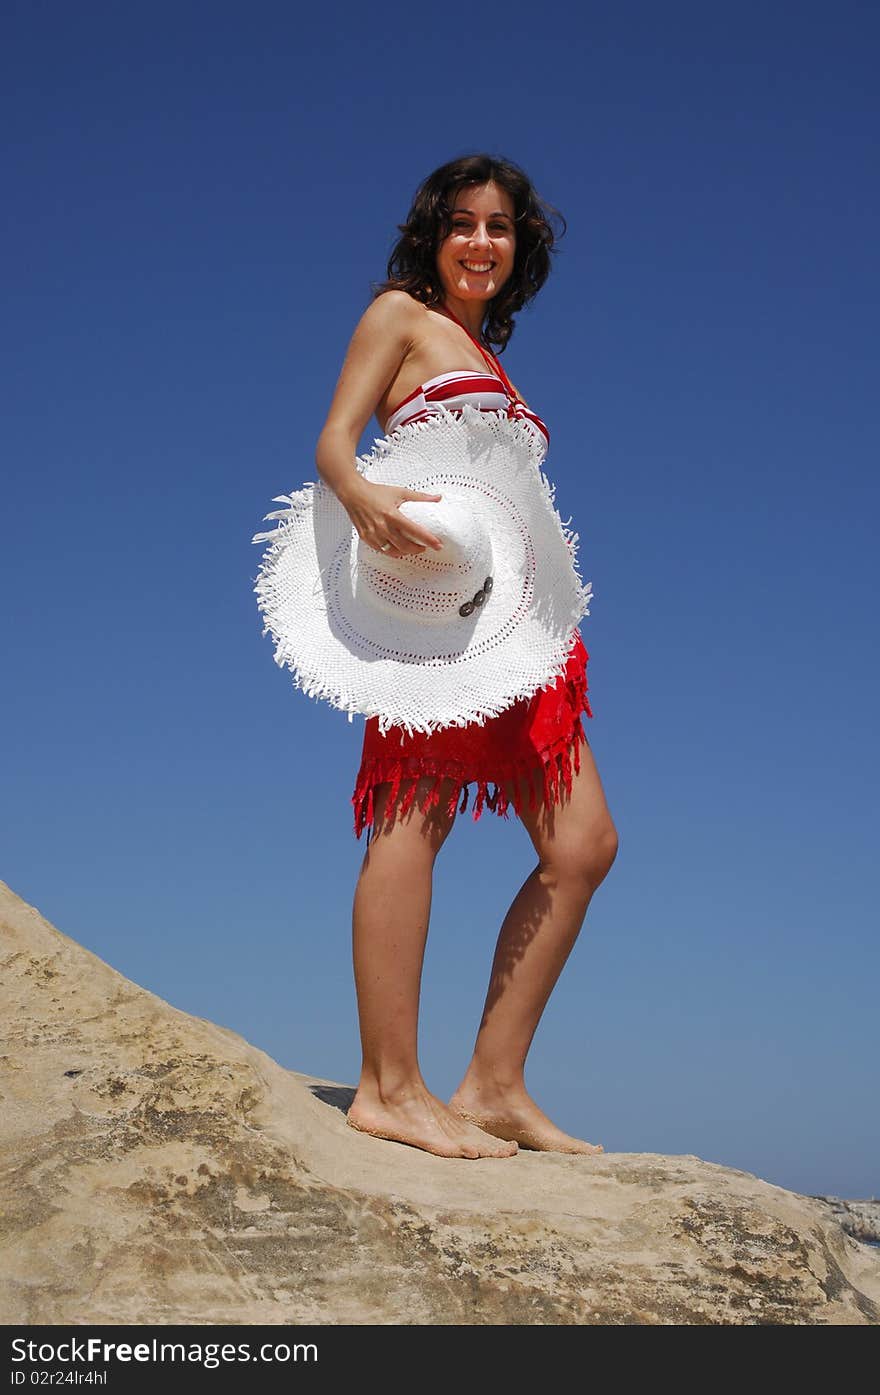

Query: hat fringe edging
<box><xmin>251</xmin><ymin>485</ymin><xmax>316</xmax><ymax>544</ymax></box>
<box><xmin>249</xmin><ymin>595</ymin><xmax>588</xmax><ymax>738</ymax></box>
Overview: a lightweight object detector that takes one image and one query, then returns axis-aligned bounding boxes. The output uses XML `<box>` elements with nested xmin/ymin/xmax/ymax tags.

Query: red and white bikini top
<box><xmin>382</xmin><ymin>303</ymin><xmax>550</xmax><ymax>452</ymax></box>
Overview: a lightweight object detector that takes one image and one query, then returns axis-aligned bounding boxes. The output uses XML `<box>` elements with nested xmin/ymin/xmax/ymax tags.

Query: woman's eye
<box><xmin>452</xmin><ymin>222</ymin><xmax>508</xmax><ymax>233</ymax></box>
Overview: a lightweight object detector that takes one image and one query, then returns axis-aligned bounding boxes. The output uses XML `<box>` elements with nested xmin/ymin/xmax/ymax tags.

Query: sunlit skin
<box><xmin>345</xmin><ymin>180</ymin><xmax>618</xmax><ymax>1158</ymax></box>
<box><xmin>434</xmin><ymin>181</ymin><xmax>518</xmax><ymax>337</ymax></box>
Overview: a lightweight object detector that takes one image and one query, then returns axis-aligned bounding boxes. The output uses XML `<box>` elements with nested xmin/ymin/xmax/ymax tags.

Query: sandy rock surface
<box><xmin>1</xmin><ymin>878</ymin><xmax>878</xmax><ymax>1325</ymax></box>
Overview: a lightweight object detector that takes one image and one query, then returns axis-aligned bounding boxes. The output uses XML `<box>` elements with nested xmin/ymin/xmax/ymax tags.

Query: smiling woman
<box><xmin>366</xmin><ymin>167</ymin><xmax>561</xmax><ymax>440</ymax></box>
<box><xmin>305</xmin><ymin>152</ymin><xmax>619</xmax><ymax>1163</ymax></box>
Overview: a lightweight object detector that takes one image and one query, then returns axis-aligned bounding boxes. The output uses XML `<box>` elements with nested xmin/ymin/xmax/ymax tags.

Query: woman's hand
<box><xmin>339</xmin><ymin>479</ymin><xmax>445</xmax><ymax>559</ymax></box>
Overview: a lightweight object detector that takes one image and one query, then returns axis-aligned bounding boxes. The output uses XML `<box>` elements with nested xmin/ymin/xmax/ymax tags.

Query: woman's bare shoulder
<box><xmin>357</xmin><ymin>288</ymin><xmax>426</xmax><ymax>335</ymax></box>
<box><xmin>344</xmin><ymin>292</ymin><xmax>429</xmax><ymax>379</ymax></box>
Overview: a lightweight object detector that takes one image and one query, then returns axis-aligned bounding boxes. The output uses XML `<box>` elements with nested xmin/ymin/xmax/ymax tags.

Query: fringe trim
<box><xmin>352</xmin><ymin>653</ymin><xmax>594</xmax><ymax>842</ymax></box>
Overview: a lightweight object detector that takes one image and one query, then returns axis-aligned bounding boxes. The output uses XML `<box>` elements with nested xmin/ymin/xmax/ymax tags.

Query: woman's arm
<box><xmin>314</xmin><ymin>291</ymin><xmax>445</xmax><ymax>559</ymax></box>
<box><xmin>315</xmin><ymin>290</ymin><xmax>420</xmax><ymax>505</ymax></box>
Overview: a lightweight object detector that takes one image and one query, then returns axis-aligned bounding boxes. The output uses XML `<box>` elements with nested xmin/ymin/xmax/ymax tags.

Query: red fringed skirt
<box><xmin>352</xmin><ymin>629</ymin><xmax>593</xmax><ymax>841</ymax></box>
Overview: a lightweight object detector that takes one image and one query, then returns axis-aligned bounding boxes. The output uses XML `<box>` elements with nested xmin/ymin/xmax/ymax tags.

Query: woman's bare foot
<box><xmin>346</xmin><ymin>1082</ymin><xmax>519</xmax><ymax>1159</ymax></box>
<box><xmin>448</xmin><ymin>1081</ymin><xmax>603</xmax><ymax>1155</ymax></box>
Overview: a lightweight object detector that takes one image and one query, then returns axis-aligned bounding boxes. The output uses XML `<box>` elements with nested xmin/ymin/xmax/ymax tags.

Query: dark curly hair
<box><xmin>370</xmin><ymin>152</ymin><xmax>566</xmax><ymax>354</ymax></box>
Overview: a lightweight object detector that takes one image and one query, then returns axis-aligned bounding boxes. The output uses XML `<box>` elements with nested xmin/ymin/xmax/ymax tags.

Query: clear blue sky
<box><xmin>2</xmin><ymin>3</ymin><xmax>877</xmax><ymax>1201</ymax></box>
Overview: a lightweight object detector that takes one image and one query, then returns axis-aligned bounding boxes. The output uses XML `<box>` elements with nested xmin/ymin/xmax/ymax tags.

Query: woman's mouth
<box><xmin>460</xmin><ymin>261</ymin><xmax>495</xmax><ymax>273</ymax></box>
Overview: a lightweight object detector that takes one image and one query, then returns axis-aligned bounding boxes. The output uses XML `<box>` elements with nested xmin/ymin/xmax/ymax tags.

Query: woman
<box><xmin>315</xmin><ymin>154</ymin><xmax>618</xmax><ymax>1159</ymax></box>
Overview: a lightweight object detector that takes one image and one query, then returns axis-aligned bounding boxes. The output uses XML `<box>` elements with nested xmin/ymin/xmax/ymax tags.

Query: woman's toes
<box><xmin>477</xmin><ymin>1130</ymin><xmax>517</xmax><ymax>1158</ymax></box>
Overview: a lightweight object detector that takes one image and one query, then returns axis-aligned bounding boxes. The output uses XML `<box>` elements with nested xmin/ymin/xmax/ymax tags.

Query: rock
<box><xmin>808</xmin><ymin>1197</ymin><xmax>880</xmax><ymax>1246</ymax></box>
<box><xmin>1</xmin><ymin>878</ymin><xmax>878</xmax><ymax>1326</ymax></box>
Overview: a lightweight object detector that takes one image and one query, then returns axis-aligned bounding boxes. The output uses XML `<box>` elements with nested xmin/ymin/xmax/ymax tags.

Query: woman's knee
<box><xmin>596</xmin><ymin>821</ymin><xmax>620</xmax><ymax>880</ymax></box>
<box><xmin>543</xmin><ymin>819</ymin><xmax>619</xmax><ymax>889</ymax></box>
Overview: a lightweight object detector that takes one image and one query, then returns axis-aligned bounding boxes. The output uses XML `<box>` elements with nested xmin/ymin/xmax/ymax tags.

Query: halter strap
<box><xmin>434</xmin><ymin>301</ymin><xmax>522</xmax><ymax>407</ymax></box>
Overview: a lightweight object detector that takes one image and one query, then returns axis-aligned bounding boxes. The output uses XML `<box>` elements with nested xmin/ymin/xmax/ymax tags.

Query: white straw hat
<box><xmin>251</xmin><ymin>404</ymin><xmax>593</xmax><ymax>737</ymax></box>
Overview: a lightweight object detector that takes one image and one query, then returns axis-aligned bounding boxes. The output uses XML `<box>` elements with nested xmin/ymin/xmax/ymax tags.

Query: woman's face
<box><xmin>435</xmin><ymin>181</ymin><xmax>516</xmax><ymax>306</ymax></box>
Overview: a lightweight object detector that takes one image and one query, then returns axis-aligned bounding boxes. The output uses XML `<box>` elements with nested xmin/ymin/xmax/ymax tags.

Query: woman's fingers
<box><xmin>397</xmin><ymin>527</ymin><xmax>443</xmax><ymax>552</ymax></box>
<box><xmin>398</xmin><ymin>489</ymin><xmax>444</xmax><ymax>549</ymax></box>
<box><xmin>358</xmin><ymin>486</ymin><xmax>446</xmax><ymax>556</ymax></box>
<box><xmin>383</xmin><ymin>516</ymin><xmax>443</xmax><ymax>553</ymax></box>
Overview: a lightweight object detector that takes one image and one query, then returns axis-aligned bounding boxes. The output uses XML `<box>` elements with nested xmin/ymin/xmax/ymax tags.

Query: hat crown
<box><xmin>354</xmin><ymin>497</ymin><xmax>493</xmax><ymax>624</ymax></box>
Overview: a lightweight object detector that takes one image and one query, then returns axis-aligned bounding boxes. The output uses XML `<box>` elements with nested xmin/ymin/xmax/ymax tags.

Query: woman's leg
<box><xmin>449</xmin><ymin>733</ymin><xmax>618</xmax><ymax>1153</ymax></box>
<box><xmin>347</xmin><ymin>774</ymin><xmax>518</xmax><ymax>1159</ymax></box>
